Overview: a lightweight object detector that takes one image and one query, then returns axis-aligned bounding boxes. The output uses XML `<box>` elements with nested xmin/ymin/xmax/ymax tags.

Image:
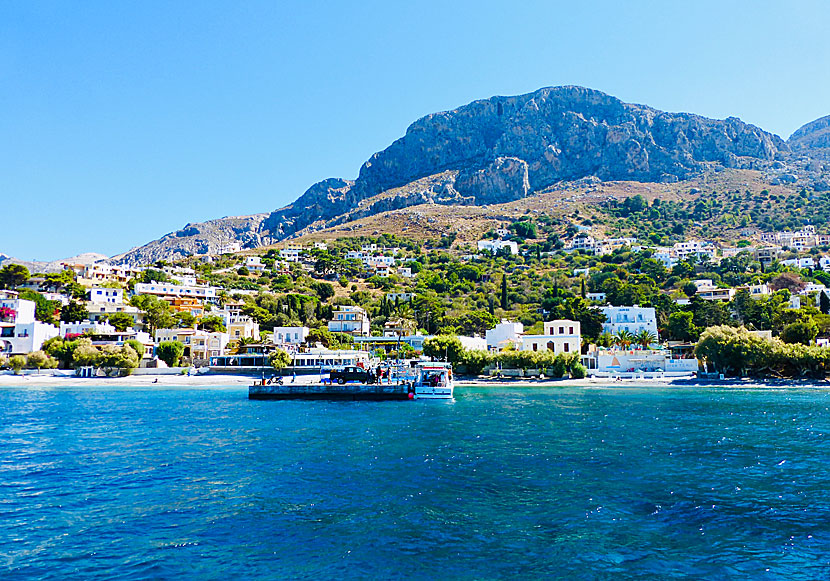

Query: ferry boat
<box><xmin>409</xmin><ymin>361</ymin><xmax>454</xmax><ymax>400</ymax></box>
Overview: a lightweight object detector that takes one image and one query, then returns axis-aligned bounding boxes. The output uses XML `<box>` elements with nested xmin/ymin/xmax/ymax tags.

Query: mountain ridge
<box><xmin>111</xmin><ymin>85</ymin><xmax>828</xmax><ymax>265</ymax></box>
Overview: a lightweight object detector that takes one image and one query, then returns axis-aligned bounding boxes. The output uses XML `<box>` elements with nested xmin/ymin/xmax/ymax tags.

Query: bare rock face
<box><xmin>789</xmin><ymin>115</ymin><xmax>830</xmax><ymax>151</ymax></box>
<box><xmin>455</xmin><ymin>157</ymin><xmax>530</xmax><ymax>204</ymax></box>
<box><xmin>113</xmin><ymin>214</ymin><xmax>270</xmax><ymax>265</ymax></box>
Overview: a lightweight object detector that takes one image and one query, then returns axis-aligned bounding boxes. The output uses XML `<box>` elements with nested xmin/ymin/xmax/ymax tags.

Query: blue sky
<box><xmin>2</xmin><ymin>0</ymin><xmax>829</xmax><ymax>261</ymax></box>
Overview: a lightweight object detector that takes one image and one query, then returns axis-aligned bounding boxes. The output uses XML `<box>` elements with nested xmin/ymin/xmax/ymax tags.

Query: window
<box><xmin>532</xmin><ymin>343</ymin><xmax>538</xmax><ymax>352</ymax></box>
<box><xmin>558</xmin><ymin>327</ymin><xmax>564</xmax><ymax>335</ymax></box>
<box><xmin>547</xmin><ymin>341</ymin><xmax>555</xmax><ymax>352</ymax></box>
<box><xmin>569</xmin><ymin>327</ymin><xmax>574</xmax><ymax>334</ymax></box>
<box><xmin>564</xmin><ymin>343</ymin><xmax>569</xmax><ymax>352</ymax></box>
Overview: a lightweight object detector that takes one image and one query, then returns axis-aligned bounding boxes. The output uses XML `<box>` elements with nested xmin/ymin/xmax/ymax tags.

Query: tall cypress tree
<box><xmin>821</xmin><ymin>291</ymin><xmax>830</xmax><ymax>315</ymax></box>
<box><xmin>500</xmin><ymin>273</ymin><xmax>508</xmax><ymax>310</ymax></box>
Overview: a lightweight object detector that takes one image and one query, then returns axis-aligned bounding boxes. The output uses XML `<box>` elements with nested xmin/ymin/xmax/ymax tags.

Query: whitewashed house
<box><xmin>0</xmin><ymin>290</ymin><xmax>59</xmax><ymax>355</ymax></box>
<box><xmin>598</xmin><ymin>306</ymin><xmax>658</xmax><ymax>339</ymax></box>
<box><xmin>89</xmin><ymin>287</ymin><xmax>124</xmax><ymax>305</ymax></box>
<box><xmin>520</xmin><ymin>320</ymin><xmax>581</xmax><ymax>355</ymax></box>
<box><xmin>328</xmin><ymin>305</ymin><xmax>371</xmax><ymax>336</ymax></box>
<box><xmin>485</xmin><ymin>320</ymin><xmax>524</xmax><ymax>352</ymax></box>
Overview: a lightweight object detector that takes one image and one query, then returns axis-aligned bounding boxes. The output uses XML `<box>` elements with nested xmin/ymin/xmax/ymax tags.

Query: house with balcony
<box><xmin>597</xmin><ymin>306</ymin><xmax>659</xmax><ymax>339</ymax></box>
<box><xmin>0</xmin><ymin>290</ymin><xmax>59</xmax><ymax>355</ymax></box>
<box><xmin>520</xmin><ymin>320</ymin><xmax>581</xmax><ymax>355</ymax></box>
<box><xmin>271</xmin><ymin>326</ymin><xmax>309</xmax><ymax>345</ymax></box>
<box><xmin>327</xmin><ymin>305</ymin><xmax>371</xmax><ymax>336</ymax></box>
<box><xmin>154</xmin><ymin>328</ymin><xmax>230</xmax><ymax>364</ymax></box>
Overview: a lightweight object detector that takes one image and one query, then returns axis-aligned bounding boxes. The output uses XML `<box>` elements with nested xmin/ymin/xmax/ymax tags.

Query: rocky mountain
<box><xmin>789</xmin><ymin>115</ymin><xmax>830</xmax><ymax>152</ymax></box>
<box><xmin>118</xmin><ymin>85</ymin><xmax>827</xmax><ymax>263</ymax></box>
<box><xmin>263</xmin><ymin>86</ymin><xmax>787</xmax><ymax>240</ymax></box>
<box><xmin>113</xmin><ymin>214</ymin><xmax>270</xmax><ymax>265</ymax></box>
<box><xmin>0</xmin><ymin>252</ymin><xmax>109</xmax><ymax>274</ymax></box>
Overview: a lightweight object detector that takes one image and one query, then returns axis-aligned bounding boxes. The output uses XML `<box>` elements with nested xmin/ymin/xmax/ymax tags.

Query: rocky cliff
<box><xmin>113</xmin><ymin>214</ymin><xmax>269</xmax><ymax>265</ymax></box>
<box><xmin>790</xmin><ymin>115</ymin><xmax>830</xmax><ymax>151</ymax></box>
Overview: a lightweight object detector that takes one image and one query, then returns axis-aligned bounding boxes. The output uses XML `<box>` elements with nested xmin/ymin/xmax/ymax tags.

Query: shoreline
<box><xmin>2</xmin><ymin>373</ymin><xmax>830</xmax><ymax>390</ymax></box>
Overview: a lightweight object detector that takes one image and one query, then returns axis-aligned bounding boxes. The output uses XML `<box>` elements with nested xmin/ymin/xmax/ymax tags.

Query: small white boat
<box><xmin>411</xmin><ymin>362</ymin><xmax>454</xmax><ymax>400</ymax></box>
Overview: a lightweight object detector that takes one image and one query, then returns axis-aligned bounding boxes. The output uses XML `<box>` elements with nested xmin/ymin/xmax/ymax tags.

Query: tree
<box><xmin>682</xmin><ymin>281</ymin><xmax>699</xmax><ymax>298</ymax></box>
<box><xmin>820</xmin><ymin>291</ymin><xmax>830</xmax><ymax>315</ymax></box>
<box><xmin>269</xmin><ymin>349</ymin><xmax>291</xmax><ymax>370</ymax></box>
<box><xmin>141</xmin><ymin>269</ymin><xmax>171</xmax><ymax>283</ymax></box>
<box><xmin>125</xmin><ymin>339</ymin><xmax>145</xmax><ymax>360</ymax></box>
<box><xmin>780</xmin><ymin>320</ymin><xmax>818</xmax><ymax>345</ymax></box>
<box><xmin>199</xmin><ymin>314</ymin><xmax>226</xmax><ymax>333</ymax></box>
<box><xmin>72</xmin><ymin>339</ymin><xmax>101</xmax><ymax>368</ymax></box>
<box><xmin>634</xmin><ymin>330</ymin><xmax>657</xmax><ymax>349</ymax></box>
<box><xmin>26</xmin><ymin>350</ymin><xmax>57</xmax><ymax>372</ymax></box>
<box><xmin>60</xmin><ymin>300</ymin><xmax>89</xmax><ymax>323</ymax></box>
<box><xmin>423</xmin><ymin>335</ymin><xmax>465</xmax><ymax>365</ymax></box>
<box><xmin>311</xmin><ymin>281</ymin><xmax>335</xmax><ymax>301</ymax></box>
<box><xmin>237</xmin><ymin>266</ymin><xmax>250</xmax><ymax>277</ymax></box>
<box><xmin>500</xmin><ymin>274</ymin><xmax>508</xmax><ymax>310</ymax></box>
<box><xmin>667</xmin><ymin>311</ymin><xmax>700</xmax><ymax>342</ymax></box>
<box><xmin>98</xmin><ymin>345</ymin><xmax>140</xmax><ymax>376</ymax></box>
<box><xmin>108</xmin><ymin>312</ymin><xmax>135</xmax><ymax>331</ymax></box>
<box><xmin>18</xmin><ymin>290</ymin><xmax>60</xmax><ymax>325</ymax></box>
<box><xmin>130</xmin><ymin>294</ymin><xmax>175</xmax><ymax>333</ymax></box>
<box><xmin>9</xmin><ymin>355</ymin><xmax>26</xmax><ymax>374</ymax></box>
<box><xmin>157</xmin><ymin>341</ymin><xmax>184</xmax><ymax>367</ymax></box>
<box><xmin>174</xmin><ymin>311</ymin><xmax>196</xmax><ymax>328</ymax></box>
<box><xmin>769</xmin><ymin>272</ymin><xmax>806</xmax><ymax>293</ymax></box>
<box><xmin>0</xmin><ymin>264</ymin><xmax>30</xmax><ymax>289</ymax></box>
<box><xmin>307</xmin><ymin>327</ymin><xmax>336</xmax><ymax>348</ymax></box>
<box><xmin>613</xmin><ymin>330</ymin><xmax>634</xmax><ymax>349</ymax></box>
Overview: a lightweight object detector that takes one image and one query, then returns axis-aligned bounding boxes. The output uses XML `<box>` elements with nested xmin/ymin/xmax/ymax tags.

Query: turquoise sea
<box><xmin>2</xmin><ymin>384</ymin><xmax>830</xmax><ymax>579</ymax></box>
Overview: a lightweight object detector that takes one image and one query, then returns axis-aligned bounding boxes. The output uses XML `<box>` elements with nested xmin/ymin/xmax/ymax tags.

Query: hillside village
<box><xmin>5</xmin><ymin>191</ymin><xmax>830</xmax><ymax>379</ymax></box>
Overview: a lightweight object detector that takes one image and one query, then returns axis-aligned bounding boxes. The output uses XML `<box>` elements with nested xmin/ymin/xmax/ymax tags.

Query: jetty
<box><xmin>248</xmin><ymin>381</ymin><xmax>411</xmax><ymax>401</ymax></box>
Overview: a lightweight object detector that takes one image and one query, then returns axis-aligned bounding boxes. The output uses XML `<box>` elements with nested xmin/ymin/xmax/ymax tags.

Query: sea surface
<box><xmin>2</xmin><ymin>384</ymin><xmax>830</xmax><ymax>579</ymax></box>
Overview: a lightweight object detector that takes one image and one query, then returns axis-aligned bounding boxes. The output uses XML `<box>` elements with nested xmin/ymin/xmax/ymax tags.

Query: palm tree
<box><xmin>634</xmin><ymin>330</ymin><xmax>656</xmax><ymax>350</ymax></box>
<box><xmin>614</xmin><ymin>330</ymin><xmax>635</xmax><ymax>349</ymax></box>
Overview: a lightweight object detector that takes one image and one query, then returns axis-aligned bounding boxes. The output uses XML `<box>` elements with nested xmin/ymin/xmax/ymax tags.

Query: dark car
<box><xmin>329</xmin><ymin>366</ymin><xmax>375</xmax><ymax>385</ymax></box>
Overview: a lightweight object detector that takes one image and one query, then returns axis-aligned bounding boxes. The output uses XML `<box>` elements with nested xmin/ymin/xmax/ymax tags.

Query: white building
<box><xmin>279</xmin><ymin>248</ymin><xmax>300</xmax><ymax>262</ymax></box>
<box><xmin>245</xmin><ymin>256</ymin><xmax>266</xmax><ymax>273</ymax></box>
<box><xmin>672</xmin><ymin>240</ymin><xmax>716</xmax><ymax>262</ymax></box>
<box><xmin>386</xmin><ymin>292</ymin><xmax>415</xmax><ymax>303</ymax></box>
<box><xmin>272</xmin><ymin>326</ymin><xmax>310</xmax><ymax>345</ymax></box>
<box><xmin>133</xmin><ymin>282</ymin><xmax>217</xmax><ymax>301</ymax></box>
<box><xmin>520</xmin><ymin>320</ymin><xmax>581</xmax><ymax>355</ymax></box>
<box><xmin>485</xmin><ymin>320</ymin><xmax>524</xmax><ymax>352</ymax></box>
<box><xmin>154</xmin><ymin>328</ymin><xmax>230</xmax><ymax>362</ymax></box>
<box><xmin>586</xmin><ymin>292</ymin><xmax>607</xmax><ymax>303</ymax></box>
<box><xmin>313</xmin><ymin>242</ymin><xmax>328</xmax><ymax>251</ymax></box>
<box><xmin>59</xmin><ymin>320</ymin><xmax>153</xmax><ymax>358</ymax></box>
<box><xmin>0</xmin><ymin>290</ymin><xmax>59</xmax><ymax>355</ymax></box>
<box><xmin>598</xmin><ymin>306</ymin><xmax>659</xmax><ymax>339</ymax></box>
<box><xmin>781</xmin><ymin>257</ymin><xmax>816</xmax><ymax>269</ymax></box>
<box><xmin>163</xmin><ymin>266</ymin><xmax>198</xmax><ymax>286</ymax></box>
<box><xmin>477</xmin><ymin>240</ymin><xmax>519</xmax><ymax>255</ymax></box>
<box><xmin>746</xmin><ymin>283</ymin><xmax>770</xmax><ymax>297</ymax></box>
<box><xmin>89</xmin><ymin>287</ymin><xmax>124</xmax><ymax>305</ymax></box>
<box><xmin>328</xmin><ymin>305</ymin><xmax>371</xmax><ymax>336</ymax></box>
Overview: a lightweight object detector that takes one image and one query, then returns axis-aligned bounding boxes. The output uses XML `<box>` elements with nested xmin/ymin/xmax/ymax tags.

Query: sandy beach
<box><xmin>1</xmin><ymin>372</ymin><xmax>827</xmax><ymax>390</ymax></box>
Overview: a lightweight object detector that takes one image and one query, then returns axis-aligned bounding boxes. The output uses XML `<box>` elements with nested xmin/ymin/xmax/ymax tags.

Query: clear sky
<box><xmin>2</xmin><ymin>0</ymin><xmax>829</xmax><ymax>261</ymax></box>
